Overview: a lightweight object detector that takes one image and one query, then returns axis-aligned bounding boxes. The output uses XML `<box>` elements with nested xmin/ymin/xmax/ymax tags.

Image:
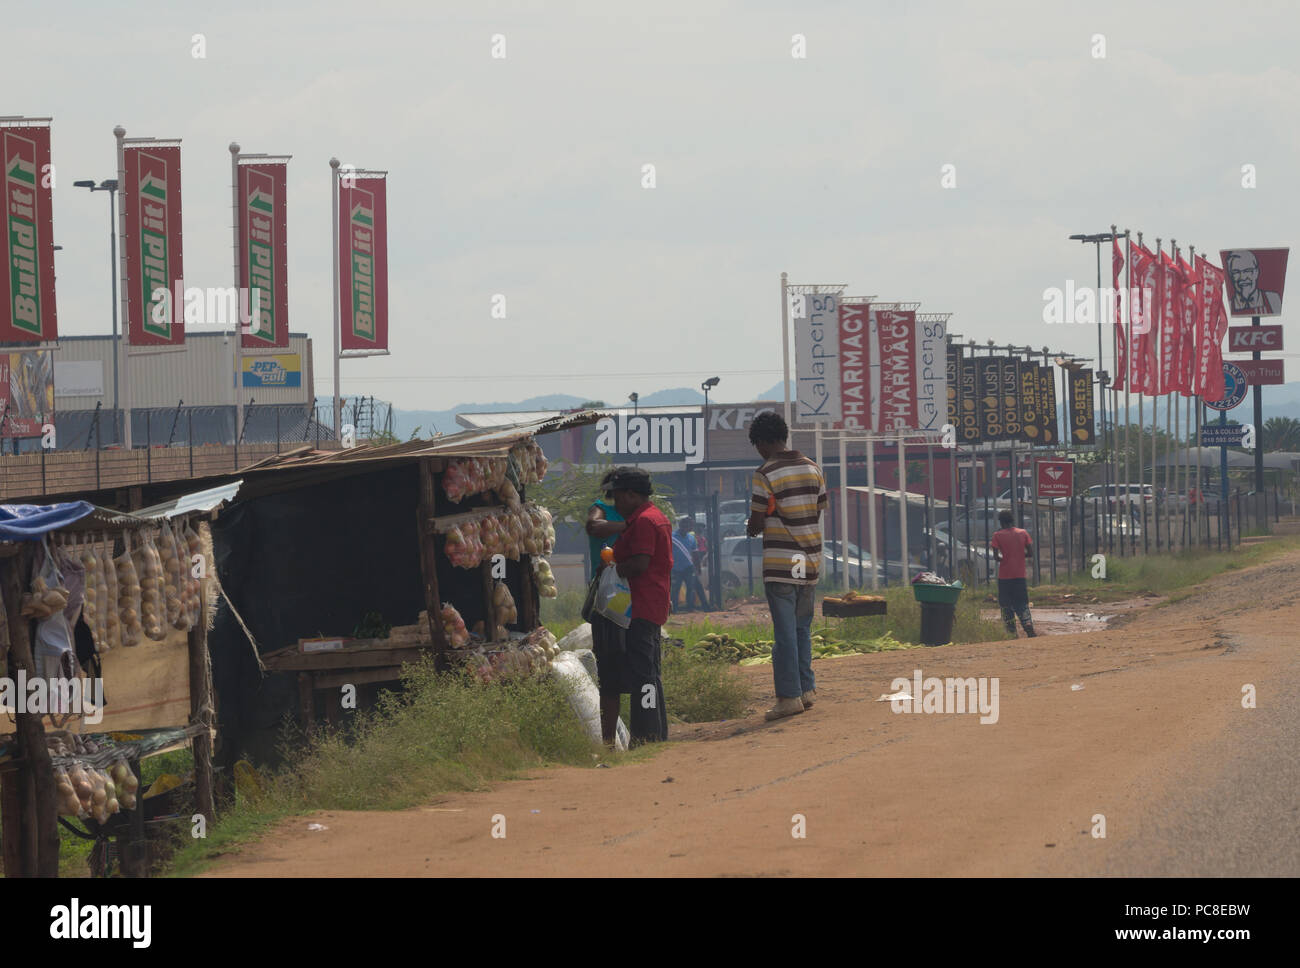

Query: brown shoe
<box><xmin>801</xmin><ymin>690</ymin><xmax>816</xmax><ymax>709</ymax></box>
<box><xmin>765</xmin><ymin>697</ymin><xmax>806</xmax><ymax>721</ymax></box>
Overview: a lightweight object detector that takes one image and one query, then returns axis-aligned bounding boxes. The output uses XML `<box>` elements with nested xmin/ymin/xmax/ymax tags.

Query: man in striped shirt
<box><xmin>746</xmin><ymin>411</ymin><xmax>828</xmax><ymax>721</ymax></box>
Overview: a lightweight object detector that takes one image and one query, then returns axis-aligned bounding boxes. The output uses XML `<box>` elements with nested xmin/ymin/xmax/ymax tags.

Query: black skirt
<box><xmin>589</xmin><ymin>613</ymin><xmax>630</xmax><ymax>697</ymax></box>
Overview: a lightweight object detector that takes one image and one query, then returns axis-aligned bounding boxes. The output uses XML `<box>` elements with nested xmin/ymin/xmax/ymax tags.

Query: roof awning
<box><xmin>0</xmin><ymin>480</ymin><xmax>242</xmax><ymax>542</ymax></box>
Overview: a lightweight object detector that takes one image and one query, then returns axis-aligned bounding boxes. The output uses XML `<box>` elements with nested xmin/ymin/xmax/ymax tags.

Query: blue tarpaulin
<box><xmin>0</xmin><ymin>502</ymin><xmax>95</xmax><ymax>541</ymax></box>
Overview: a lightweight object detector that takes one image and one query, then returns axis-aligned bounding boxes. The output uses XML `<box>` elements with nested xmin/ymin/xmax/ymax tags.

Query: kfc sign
<box><xmin>1227</xmin><ymin>325</ymin><xmax>1283</xmax><ymax>352</ymax></box>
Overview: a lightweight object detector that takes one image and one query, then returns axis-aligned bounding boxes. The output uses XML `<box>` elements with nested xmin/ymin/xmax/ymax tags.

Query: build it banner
<box><xmin>239</xmin><ymin>161</ymin><xmax>289</xmax><ymax>348</ymax></box>
<box><xmin>1</xmin><ymin>122</ymin><xmax>57</xmax><ymax>342</ymax></box>
<box><xmin>339</xmin><ymin>174</ymin><xmax>389</xmax><ymax>352</ymax></box>
<box><xmin>124</xmin><ymin>143</ymin><xmax>184</xmax><ymax>346</ymax></box>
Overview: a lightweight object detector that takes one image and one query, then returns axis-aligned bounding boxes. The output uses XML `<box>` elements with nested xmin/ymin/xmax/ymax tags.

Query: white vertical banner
<box><xmin>793</xmin><ymin>291</ymin><xmax>842</xmax><ymax>425</ymax></box>
<box><xmin>915</xmin><ymin>315</ymin><xmax>949</xmax><ymax>433</ymax></box>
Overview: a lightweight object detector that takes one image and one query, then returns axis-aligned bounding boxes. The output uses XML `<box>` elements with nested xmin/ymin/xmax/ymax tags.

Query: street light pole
<box><xmin>73</xmin><ymin>173</ymin><xmax>123</xmax><ymax>443</ymax></box>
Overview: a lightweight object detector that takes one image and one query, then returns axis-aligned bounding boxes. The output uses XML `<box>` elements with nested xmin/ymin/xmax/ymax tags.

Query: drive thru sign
<box><xmin>1036</xmin><ymin>459</ymin><xmax>1073</xmax><ymax>498</ymax></box>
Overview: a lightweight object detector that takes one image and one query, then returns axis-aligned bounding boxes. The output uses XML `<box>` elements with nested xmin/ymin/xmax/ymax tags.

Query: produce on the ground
<box><xmin>440</xmin><ymin>602</ymin><xmax>470</xmax><ymax>648</ymax></box>
<box><xmin>690</xmin><ymin>629</ymin><xmax>911</xmax><ymax>665</ymax></box>
<box><xmin>823</xmin><ymin>590</ymin><xmax>886</xmax><ymax>604</ymax></box>
<box><xmin>468</xmin><ymin>626</ymin><xmax>559</xmax><ymax>684</ymax></box>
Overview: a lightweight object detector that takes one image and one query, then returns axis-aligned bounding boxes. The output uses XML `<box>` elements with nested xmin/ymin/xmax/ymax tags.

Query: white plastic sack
<box><xmin>568</xmin><ymin>647</ymin><xmax>599</xmax><ymax>681</ymax></box>
<box><xmin>556</xmin><ymin>623</ymin><xmax>593</xmax><ymax>653</ymax></box>
<box><xmin>549</xmin><ymin>652</ymin><xmax>628</xmax><ymax>751</ymax></box>
<box><xmin>595</xmin><ymin>566</ymin><xmax>632</xmax><ymax>629</ymax></box>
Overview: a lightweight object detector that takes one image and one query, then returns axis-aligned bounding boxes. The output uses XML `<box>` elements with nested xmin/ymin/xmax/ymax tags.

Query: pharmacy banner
<box><xmin>339</xmin><ymin>174</ymin><xmax>389</xmax><ymax>351</ymax></box>
<box><xmin>124</xmin><ymin>143</ymin><xmax>184</xmax><ymax>346</ymax></box>
<box><xmin>1</xmin><ymin>122</ymin><xmax>57</xmax><ymax>342</ymax></box>
<box><xmin>872</xmin><ymin>309</ymin><xmax>947</xmax><ymax>434</ymax></box>
<box><xmin>836</xmin><ymin>301</ymin><xmax>870</xmax><ymax>429</ymax></box>
<box><xmin>238</xmin><ymin>161</ymin><xmax>289</xmax><ymax>348</ymax></box>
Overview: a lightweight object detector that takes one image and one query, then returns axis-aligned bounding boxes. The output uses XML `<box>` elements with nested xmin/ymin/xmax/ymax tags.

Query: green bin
<box><xmin>913</xmin><ymin>581</ymin><xmax>962</xmax><ymax>646</ymax></box>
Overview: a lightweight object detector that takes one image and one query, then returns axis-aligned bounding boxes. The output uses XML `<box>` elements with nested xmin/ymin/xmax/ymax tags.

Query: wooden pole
<box><xmin>187</xmin><ymin>589</ymin><xmax>216</xmax><ymax>830</ymax></box>
<box><xmin>417</xmin><ymin>459</ymin><xmax>449</xmax><ymax>653</ymax></box>
<box><xmin>1</xmin><ymin>547</ymin><xmax>60</xmax><ymax>876</ymax></box>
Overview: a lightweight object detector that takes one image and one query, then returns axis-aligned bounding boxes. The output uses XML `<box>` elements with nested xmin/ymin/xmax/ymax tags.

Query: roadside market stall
<box><xmin>0</xmin><ymin>483</ymin><xmax>235</xmax><ymax>877</ymax></box>
<box><xmin>199</xmin><ymin>414</ymin><xmax>600</xmax><ymax>753</ymax></box>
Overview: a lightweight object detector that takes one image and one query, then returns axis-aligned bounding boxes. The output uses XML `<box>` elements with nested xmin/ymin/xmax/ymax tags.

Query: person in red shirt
<box><xmin>989</xmin><ymin>509</ymin><xmax>1037</xmax><ymax>638</ymax></box>
<box><xmin>606</xmin><ymin>467</ymin><xmax>671</xmax><ymax>744</ymax></box>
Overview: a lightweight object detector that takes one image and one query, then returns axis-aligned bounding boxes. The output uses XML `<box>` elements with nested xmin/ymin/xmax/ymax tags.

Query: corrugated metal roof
<box><xmin>233</xmin><ymin>410</ymin><xmax>608</xmax><ymax>475</ymax></box>
<box><xmin>3</xmin><ymin>480</ymin><xmax>241</xmax><ymax>537</ymax></box>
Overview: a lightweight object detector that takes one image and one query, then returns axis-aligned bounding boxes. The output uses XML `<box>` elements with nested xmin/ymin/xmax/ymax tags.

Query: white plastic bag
<box><xmin>556</xmin><ymin>623</ymin><xmax>594</xmax><ymax>653</ymax></box>
<box><xmin>549</xmin><ymin>652</ymin><xmax>628</xmax><ymax>750</ymax></box>
<box><xmin>595</xmin><ymin>566</ymin><xmax>633</xmax><ymax>629</ymax></box>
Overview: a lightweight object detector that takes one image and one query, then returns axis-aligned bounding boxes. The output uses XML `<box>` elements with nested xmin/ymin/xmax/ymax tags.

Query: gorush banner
<box><xmin>339</xmin><ymin>173</ymin><xmax>389</xmax><ymax>352</ymax></box>
<box><xmin>0</xmin><ymin>121</ymin><xmax>57</xmax><ymax>342</ymax></box>
<box><xmin>124</xmin><ymin>143</ymin><xmax>184</xmax><ymax>346</ymax></box>
<box><xmin>238</xmin><ymin>161</ymin><xmax>289</xmax><ymax>348</ymax></box>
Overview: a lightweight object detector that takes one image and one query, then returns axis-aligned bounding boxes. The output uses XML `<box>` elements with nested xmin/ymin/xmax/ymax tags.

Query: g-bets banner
<box><xmin>339</xmin><ymin>174</ymin><xmax>389</xmax><ymax>351</ymax></box>
<box><xmin>0</xmin><ymin>123</ymin><xmax>57</xmax><ymax>342</ymax></box>
<box><xmin>124</xmin><ymin>144</ymin><xmax>184</xmax><ymax>346</ymax></box>
<box><xmin>239</xmin><ymin>161</ymin><xmax>289</xmax><ymax>348</ymax></box>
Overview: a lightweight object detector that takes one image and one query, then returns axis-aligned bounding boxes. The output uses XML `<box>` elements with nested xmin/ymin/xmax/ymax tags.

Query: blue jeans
<box><xmin>765</xmin><ymin>581</ymin><xmax>815</xmax><ymax>699</ymax></box>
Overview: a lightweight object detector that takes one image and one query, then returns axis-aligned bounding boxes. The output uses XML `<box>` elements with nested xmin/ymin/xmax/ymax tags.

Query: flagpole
<box><xmin>839</xmin><ymin>434</ymin><xmax>850</xmax><ymax>592</ymax></box>
<box><xmin>229</xmin><ymin>142</ymin><xmax>243</xmax><ymax>447</ymax></box>
<box><xmin>1164</xmin><ymin>241</ymin><xmax>1175</xmax><ymax>551</ymax></box>
<box><xmin>781</xmin><ymin>271</ymin><xmax>791</xmax><ymax>427</ymax></box>
<box><xmin>1123</xmin><ymin>230</ymin><xmax>1132</xmax><ymax>557</ymax></box>
<box><xmin>1110</xmin><ymin>224</ymin><xmax>1121</xmax><ymax>558</ymax></box>
<box><xmin>115</xmin><ymin>126</ymin><xmax>133</xmax><ymax>450</ymax></box>
<box><xmin>331</xmin><ymin>157</ymin><xmax>342</xmax><ymax>442</ymax></box>
<box><xmin>1188</xmin><ymin>244</ymin><xmax>1197</xmax><ymax>547</ymax></box>
<box><xmin>867</xmin><ymin>434</ymin><xmax>879</xmax><ymax>590</ymax></box>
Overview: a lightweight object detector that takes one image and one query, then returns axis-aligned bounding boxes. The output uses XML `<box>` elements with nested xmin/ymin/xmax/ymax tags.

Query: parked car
<box><xmin>1084</xmin><ymin>483</ymin><xmax>1155</xmax><ymax>511</ymax></box>
<box><xmin>692</xmin><ymin>510</ymin><xmax>748</xmax><ymax>538</ymax></box>
<box><xmin>715</xmin><ymin>536</ymin><xmax>923</xmax><ymax>589</ymax></box>
<box><xmin>997</xmin><ymin>487</ymin><xmax>1069</xmax><ymax>508</ymax></box>
<box><xmin>929</xmin><ymin>529</ymin><xmax>997</xmax><ymax>583</ymax></box>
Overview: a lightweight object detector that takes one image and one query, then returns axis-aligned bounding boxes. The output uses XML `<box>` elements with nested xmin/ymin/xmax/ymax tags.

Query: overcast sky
<box><xmin>9</xmin><ymin>0</ymin><xmax>1298</xmax><ymax>409</ymax></box>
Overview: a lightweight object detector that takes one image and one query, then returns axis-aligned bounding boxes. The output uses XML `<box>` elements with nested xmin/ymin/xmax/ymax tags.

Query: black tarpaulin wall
<box><xmin>209</xmin><ymin>463</ymin><xmax>424</xmax><ymax>764</ymax></box>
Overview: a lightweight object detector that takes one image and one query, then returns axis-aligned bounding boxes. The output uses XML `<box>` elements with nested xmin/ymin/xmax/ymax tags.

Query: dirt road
<box><xmin>203</xmin><ymin>550</ymin><xmax>1300</xmax><ymax>877</ymax></box>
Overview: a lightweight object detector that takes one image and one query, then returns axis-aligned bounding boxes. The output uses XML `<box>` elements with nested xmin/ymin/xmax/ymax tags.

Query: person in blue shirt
<box><xmin>585</xmin><ymin>471</ymin><xmax>625</xmax><ymax>580</ymax></box>
<box><xmin>670</xmin><ymin>517</ymin><xmax>706</xmax><ymax>612</ymax></box>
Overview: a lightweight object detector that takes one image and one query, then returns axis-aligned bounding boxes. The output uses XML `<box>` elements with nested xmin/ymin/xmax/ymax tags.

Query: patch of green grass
<box><xmin>540</xmin><ymin>587</ymin><xmax>586</xmax><ymax>641</ymax></box>
<box><xmin>163</xmin><ymin>659</ymin><xmax>602</xmax><ymax>876</ymax></box>
<box><xmin>660</xmin><ymin>644</ymin><xmax>752</xmax><ymax>723</ymax></box>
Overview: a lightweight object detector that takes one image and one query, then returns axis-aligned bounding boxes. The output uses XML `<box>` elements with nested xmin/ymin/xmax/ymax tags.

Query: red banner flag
<box><xmin>1113</xmin><ymin>237</ymin><xmax>1126</xmax><ymax>392</ymax></box>
<box><xmin>1157</xmin><ymin>252</ymin><xmax>1179</xmax><ymax>394</ymax></box>
<box><xmin>1175</xmin><ymin>255</ymin><xmax>1198</xmax><ymax>396</ymax></box>
<box><xmin>875</xmin><ymin>309</ymin><xmax>918</xmax><ymax>435</ymax></box>
<box><xmin>1194</xmin><ymin>255</ymin><xmax>1228</xmax><ymax>400</ymax></box>
<box><xmin>836</xmin><ymin>302</ymin><xmax>870</xmax><ymax>430</ymax></box>
<box><xmin>0</xmin><ymin>122</ymin><xmax>57</xmax><ymax>342</ymax></box>
<box><xmin>1130</xmin><ymin>243</ymin><xmax>1158</xmax><ymax>394</ymax></box>
<box><xmin>124</xmin><ymin>144</ymin><xmax>184</xmax><ymax>346</ymax></box>
<box><xmin>338</xmin><ymin>174</ymin><xmax>389</xmax><ymax>352</ymax></box>
<box><xmin>239</xmin><ymin>161</ymin><xmax>289</xmax><ymax>349</ymax></box>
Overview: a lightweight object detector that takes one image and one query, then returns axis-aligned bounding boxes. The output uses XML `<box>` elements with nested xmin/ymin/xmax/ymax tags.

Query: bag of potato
<box><xmin>114</xmin><ymin>537</ymin><xmax>145</xmax><ymax>648</ymax></box>
<box><xmin>159</xmin><ymin>520</ymin><xmax>189</xmax><ymax>631</ymax></box>
<box><xmin>100</xmin><ymin>540</ymin><xmax>122</xmax><ymax>649</ymax></box>
<box><xmin>132</xmin><ymin>530</ymin><xmax>167</xmax><ymax>642</ymax></box>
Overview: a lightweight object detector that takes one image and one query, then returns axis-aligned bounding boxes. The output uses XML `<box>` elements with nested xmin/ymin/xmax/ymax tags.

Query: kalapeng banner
<box><xmin>339</xmin><ymin>173</ymin><xmax>388</xmax><ymax>352</ymax></box>
<box><xmin>239</xmin><ymin>161</ymin><xmax>289</xmax><ymax>348</ymax></box>
<box><xmin>1</xmin><ymin>122</ymin><xmax>57</xmax><ymax>342</ymax></box>
<box><xmin>1067</xmin><ymin>367</ymin><xmax>1096</xmax><ymax>446</ymax></box>
<box><xmin>124</xmin><ymin>143</ymin><xmax>184</xmax><ymax>346</ymax></box>
<box><xmin>793</xmin><ymin>291</ymin><xmax>842</xmax><ymax>425</ymax></box>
